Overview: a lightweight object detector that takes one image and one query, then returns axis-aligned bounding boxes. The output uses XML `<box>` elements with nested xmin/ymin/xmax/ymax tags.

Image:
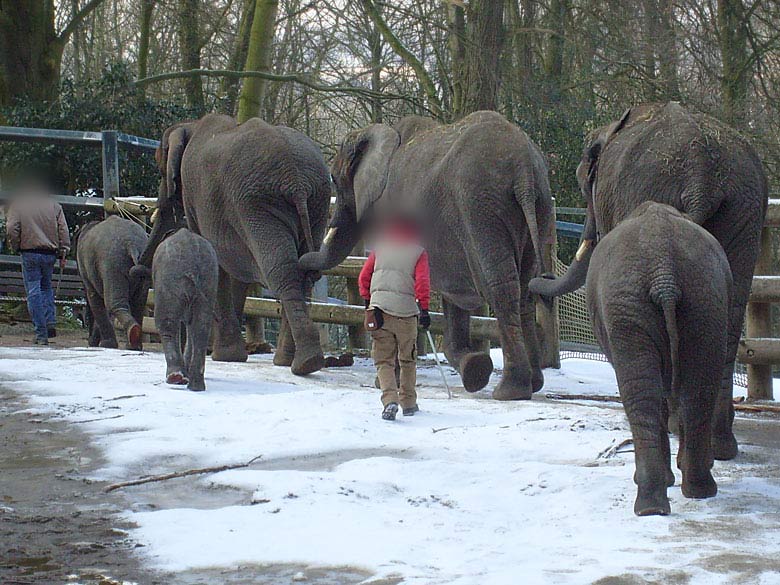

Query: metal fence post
<box><xmin>101</xmin><ymin>131</ymin><xmax>120</xmax><ymax>211</ymax></box>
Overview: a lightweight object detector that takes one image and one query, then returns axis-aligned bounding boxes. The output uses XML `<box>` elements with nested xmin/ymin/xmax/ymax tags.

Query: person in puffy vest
<box><xmin>359</xmin><ymin>219</ymin><xmax>430</xmax><ymax>421</ymax></box>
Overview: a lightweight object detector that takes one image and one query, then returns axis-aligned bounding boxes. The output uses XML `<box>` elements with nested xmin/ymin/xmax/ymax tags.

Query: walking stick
<box><xmin>426</xmin><ymin>330</ymin><xmax>452</xmax><ymax>399</ymax></box>
<box><xmin>55</xmin><ymin>258</ymin><xmax>64</xmax><ymax>297</ymax></box>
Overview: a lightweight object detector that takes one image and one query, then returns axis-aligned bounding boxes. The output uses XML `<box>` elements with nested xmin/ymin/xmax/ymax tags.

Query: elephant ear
<box><xmin>351</xmin><ymin>125</ymin><xmax>400</xmax><ymax>222</ymax></box>
<box><xmin>582</xmin><ymin>107</ymin><xmax>632</xmax><ymax>196</ymax></box>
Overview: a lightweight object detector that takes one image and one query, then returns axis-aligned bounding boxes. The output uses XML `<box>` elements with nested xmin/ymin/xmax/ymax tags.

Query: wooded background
<box><xmin>1</xmin><ymin>0</ymin><xmax>779</xmax><ymax>207</ymax></box>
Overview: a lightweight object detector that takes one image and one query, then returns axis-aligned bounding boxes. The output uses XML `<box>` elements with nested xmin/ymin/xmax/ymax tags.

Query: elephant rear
<box><xmin>152</xmin><ymin>228</ymin><xmax>219</xmax><ymax>391</ymax></box>
<box><xmin>76</xmin><ymin>216</ymin><xmax>149</xmax><ymax>350</ymax></box>
<box><xmin>586</xmin><ymin>202</ymin><xmax>732</xmax><ymax>516</ymax></box>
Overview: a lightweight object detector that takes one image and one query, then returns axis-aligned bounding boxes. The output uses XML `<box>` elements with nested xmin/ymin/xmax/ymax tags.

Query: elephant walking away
<box><xmin>152</xmin><ymin>228</ymin><xmax>218</xmax><ymax>392</ymax></box>
<box><xmin>137</xmin><ymin>114</ymin><xmax>331</xmax><ymax>376</ymax></box>
<box><xmin>587</xmin><ymin>203</ymin><xmax>732</xmax><ymax>516</ymax></box>
<box><xmin>76</xmin><ymin>216</ymin><xmax>150</xmax><ymax>350</ymax></box>
<box><xmin>300</xmin><ymin>111</ymin><xmax>555</xmax><ymax>400</ymax></box>
<box><xmin>531</xmin><ymin>102</ymin><xmax>768</xmax><ymax>460</ymax></box>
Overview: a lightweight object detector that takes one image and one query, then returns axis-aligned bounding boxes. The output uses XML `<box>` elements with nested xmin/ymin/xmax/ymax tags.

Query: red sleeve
<box><xmin>414</xmin><ymin>251</ymin><xmax>431</xmax><ymax>310</ymax></box>
<box><xmin>358</xmin><ymin>252</ymin><xmax>376</xmax><ymax>300</ymax></box>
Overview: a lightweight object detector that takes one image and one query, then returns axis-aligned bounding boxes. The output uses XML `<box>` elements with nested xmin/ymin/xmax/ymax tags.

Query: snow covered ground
<box><xmin>0</xmin><ymin>346</ymin><xmax>778</xmax><ymax>584</ymax></box>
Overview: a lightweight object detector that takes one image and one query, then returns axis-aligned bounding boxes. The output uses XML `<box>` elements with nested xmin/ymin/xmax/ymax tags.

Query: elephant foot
<box><xmin>167</xmin><ymin>372</ymin><xmax>189</xmax><ymax>385</ymax></box>
<box><xmin>291</xmin><ymin>347</ymin><xmax>324</xmax><ymax>376</ymax></box>
<box><xmin>634</xmin><ymin>486</ymin><xmax>671</xmax><ymax>517</ymax></box>
<box><xmin>212</xmin><ymin>340</ymin><xmax>248</xmax><ymax>362</ymax></box>
<box><xmin>273</xmin><ymin>349</ymin><xmax>295</xmax><ymax>367</ymax></box>
<box><xmin>665</xmin><ymin>467</ymin><xmax>676</xmax><ymax>488</ymax></box>
<box><xmin>99</xmin><ymin>339</ymin><xmax>119</xmax><ymax>349</ymax></box>
<box><xmin>492</xmin><ymin>367</ymin><xmax>533</xmax><ymax>401</ymax></box>
<box><xmin>460</xmin><ymin>352</ymin><xmax>494</xmax><ymax>393</ymax></box>
<box><xmin>712</xmin><ymin>433</ymin><xmax>738</xmax><ymax>461</ymax></box>
<box><xmin>531</xmin><ymin>366</ymin><xmax>544</xmax><ymax>393</ymax></box>
<box><xmin>126</xmin><ymin>323</ymin><xmax>143</xmax><ymax>351</ymax></box>
<box><xmin>681</xmin><ymin>471</ymin><xmax>717</xmax><ymax>499</ymax></box>
<box><xmin>187</xmin><ymin>379</ymin><xmax>206</xmax><ymax>392</ymax></box>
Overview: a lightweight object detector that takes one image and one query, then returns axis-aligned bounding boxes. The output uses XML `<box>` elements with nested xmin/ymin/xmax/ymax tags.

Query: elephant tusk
<box><xmin>323</xmin><ymin>227</ymin><xmax>338</xmax><ymax>245</ymax></box>
<box><xmin>575</xmin><ymin>239</ymin><xmax>593</xmax><ymax>262</ymax></box>
<box><xmin>150</xmin><ymin>208</ymin><xmax>160</xmax><ymax>225</ymax></box>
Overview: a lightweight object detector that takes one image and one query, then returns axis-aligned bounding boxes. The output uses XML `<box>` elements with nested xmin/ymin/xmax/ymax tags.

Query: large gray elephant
<box><xmin>76</xmin><ymin>216</ymin><xmax>149</xmax><ymax>350</ymax></box>
<box><xmin>137</xmin><ymin>113</ymin><xmax>331</xmax><ymax>375</ymax></box>
<box><xmin>587</xmin><ymin>202</ymin><xmax>732</xmax><ymax>516</ymax></box>
<box><xmin>530</xmin><ymin>102</ymin><xmax>768</xmax><ymax>460</ymax></box>
<box><xmin>300</xmin><ymin>111</ymin><xmax>555</xmax><ymax>400</ymax></box>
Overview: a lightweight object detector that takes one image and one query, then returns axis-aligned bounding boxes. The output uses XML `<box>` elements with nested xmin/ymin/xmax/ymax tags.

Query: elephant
<box><xmin>136</xmin><ymin>113</ymin><xmax>331</xmax><ymax>376</ymax></box>
<box><xmin>76</xmin><ymin>216</ymin><xmax>149</xmax><ymax>350</ymax></box>
<box><xmin>530</xmin><ymin>102</ymin><xmax>768</xmax><ymax>460</ymax></box>
<box><xmin>587</xmin><ymin>202</ymin><xmax>732</xmax><ymax>516</ymax></box>
<box><xmin>299</xmin><ymin>111</ymin><xmax>555</xmax><ymax>400</ymax></box>
<box><xmin>152</xmin><ymin>228</ymin><xmax>218</xmax><ymax>392</ymax></box>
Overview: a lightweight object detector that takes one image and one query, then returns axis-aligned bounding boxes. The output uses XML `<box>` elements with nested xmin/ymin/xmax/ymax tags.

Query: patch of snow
<box><xmin>0</xmin><ymin>347</ymin><xmax>776</xmax><ymax>584</ymax></box>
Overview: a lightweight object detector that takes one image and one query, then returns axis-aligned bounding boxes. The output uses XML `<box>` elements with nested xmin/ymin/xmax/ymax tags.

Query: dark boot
<box><xmin>403</xmin><ymin>405</ymin><xmax>420</xmax><ymax>417</ymax></box>
<box><xmin>382</xmin><ymin>402</ymin><xmax>399</xmax><ymax>421</ymax></box>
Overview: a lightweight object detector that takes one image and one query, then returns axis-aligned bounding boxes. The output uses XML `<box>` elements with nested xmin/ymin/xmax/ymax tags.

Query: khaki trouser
<box><xmin>371</xmin><ymin>313</ymin><xmax>418</xmax><ymax>408</ymax></box>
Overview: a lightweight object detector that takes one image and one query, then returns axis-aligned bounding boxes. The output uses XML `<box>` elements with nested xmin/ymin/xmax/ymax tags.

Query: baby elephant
<box><xmin>77</xmin><ymin>216</ymin><xmax>149</xmax><ymax>350</ymax></box>
<box><xmin>586</xmin><ymin>202</ymin><xmax>732</xmax><ymax>516</ymax></box>
<box><xmin>152</xmin><ymin>229</ymin><xmax>218</xmax><ymax>391</ymax></box>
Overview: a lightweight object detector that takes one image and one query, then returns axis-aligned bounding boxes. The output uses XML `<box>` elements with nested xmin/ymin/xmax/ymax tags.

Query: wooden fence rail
<box><xmin>144</xmin><ymin>290</ymin><xmax>501</xmax><ymax>342</ymax></box>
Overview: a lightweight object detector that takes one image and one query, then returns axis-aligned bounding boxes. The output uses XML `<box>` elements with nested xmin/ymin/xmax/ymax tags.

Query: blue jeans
<box><xmin>21</xmin><ymin>252</ymin><xmax>57</xmax><ymax>340</ymax></box>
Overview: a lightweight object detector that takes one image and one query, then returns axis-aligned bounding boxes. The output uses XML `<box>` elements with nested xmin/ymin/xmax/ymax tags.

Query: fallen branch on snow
<box><xmin>597</xmin><ymin>438</ymin><xmax>633</xmax><ymax>459</ymax></box>
<box><xmin>545</xmin><ymin>393</ymin><xmax>622</xmax><ymax>404</ymax></box>
<box><xmin>104</xmin><ymin>454</ymin><xmax>263</xmax><ymax>493</ymax></box>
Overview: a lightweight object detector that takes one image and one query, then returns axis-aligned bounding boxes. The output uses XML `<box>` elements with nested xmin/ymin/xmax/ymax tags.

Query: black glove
<box><xmin>364</xmin><ymin>299</ymin><xmax>370</xmax><ymax>308</ymax></box>
<box><xmin>419</xmin><ymin>309</ymin><xmax>431</xmax><ymax>330</ymax></box>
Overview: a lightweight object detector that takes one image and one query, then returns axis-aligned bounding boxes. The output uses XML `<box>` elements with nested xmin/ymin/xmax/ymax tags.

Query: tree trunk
<box><xmin>717</xmin><ymin>0</ymin><xmax>749</xmax><ymax>128</ymax></box>
<box><xmin>368</xmin><ymin>14</ymin><xmax>383</xmax><ymax>123</ymax></box>
<box><xmin>221</xmin><ymin>0</ymin><xmax>256</xmax><ymax>115</ymax></box>
<box><xmin>0</xmin><ymin>1</ymin><xmax>63</xmax><ymax>107</ymax></box>
<box><xmin>447</xmin><ymin>2</ymin><xmax>466</xmax><ymax>118</ymax></box>
<box><xmin>236</xmin><ymin>0</ymin><xmax>279</xmax><ymax>124</ymax></box>
<box><xmin>361</xmin><ymin>0</ymin><xmax>443</xmax><ymax>119</ymax></box>
<box><xmin>138</xmin><ymin>0</ymin><xmax>156</xmax><ymax>85</ymax></box>
<box><xmin>179</xmin><ymin>0</ymin><xmax>204</xmax><ymax>113</ymax></box>
<box><xmin>655</xmin><ymin>0</ymin><xmax>680</xmax><ymax>100</ymax></box>
<box><xmin>461</xmin><ymin>0</ymin><xmax>505</xmax><ymax>115</ymax></box>
<box><xmin>544</xmin><ymin>0</ymin><xmax>567</xmax><ymax>103</ymax></box>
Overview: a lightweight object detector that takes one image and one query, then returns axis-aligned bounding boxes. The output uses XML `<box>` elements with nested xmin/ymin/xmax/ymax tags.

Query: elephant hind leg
<box><xmin>184</xmin><ymin>316</ymin><xmax>210</xmax><ymax>392</ymax></box>
<box><xmin>272</xmin><ymin>307</ymin><xmax>296</xmax><ymax>367</ymax></box>
<box><xmin>159</xmin><ymin>317</ymin><xmax>187</xmax><ymax>386</ymax></box>
<box><xmin>612</xmin><ymin>343</ymin><xmax>671</xmax><ymax>516</ymax></box>
<box><xmin>86</xmin><ymin>289</ymin><xmax>118</xmax><ymax>349</ymax></box>
<box><xmin>211</xmin><ymin>268</ymin><xmax>248</xmax><ymax>363</ymax></box>
<box><xmin>442</xmin><ymin>298</ymin><xmax>493</xmax><ymax>392</ymax></box>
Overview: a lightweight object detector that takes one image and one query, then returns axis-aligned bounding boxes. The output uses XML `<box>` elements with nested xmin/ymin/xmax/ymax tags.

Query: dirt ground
<box><xmin>0</xmin><ymin>325</ymin><xmax>388</xmax><ymax>585</ymax></box>
<box><xmin>1</xmin><ymin>322</ymin><xmax>779</xmax><ymax>584</ymax></box>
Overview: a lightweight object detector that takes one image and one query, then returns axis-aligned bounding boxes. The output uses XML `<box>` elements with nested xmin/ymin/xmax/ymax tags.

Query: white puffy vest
<box><xmin>369</xmin><ymin>241</ymin><xmax>424</xmax><ymax>317</ymax></box>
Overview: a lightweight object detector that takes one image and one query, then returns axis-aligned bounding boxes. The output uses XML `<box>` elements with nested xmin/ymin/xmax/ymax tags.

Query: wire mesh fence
<box><xmin>552</xmin><ymin>255</ymin><xmax>748</xmax><ymax>387</ymax></box>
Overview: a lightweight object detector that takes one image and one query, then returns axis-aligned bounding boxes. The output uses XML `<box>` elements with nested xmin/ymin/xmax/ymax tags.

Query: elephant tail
<box><xmin>128</xmin><ymin>248</ymin><xmax>152</xmax><ymax>282</ymax></box>
<box><xmin>129</xmin><ymin>264</ymin><xmax>152</xmax><ymax>282</ymax></box>
<box><xmin>514</xmin><ymin>172</ymin><xmax>547</xmax><ymax>276</ymax></box>
<box><xmin>295</xmin><ymin>197</ymin><xmax>316</xmax><ymax>255</ymax></box>
<box><xmin>650</xmin><ymin>278</ymin><xmax>681</xmax><ymax>392</ymax></box>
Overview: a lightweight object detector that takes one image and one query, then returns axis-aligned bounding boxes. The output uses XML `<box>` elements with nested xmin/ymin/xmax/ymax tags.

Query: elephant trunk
<box><xmin>529</xmin><ymin>213</ymin><xmax>596</xmax><ymax>298</ymax></box>
<box><xmin>299</xmin><ymin>208</ymin><xmax>362</xmax><ymax>272</ymax></box>
<box><xmin>137</xmin><ymin>184</ymin><xmax>180</xmax><ymax>270</ymax></box>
